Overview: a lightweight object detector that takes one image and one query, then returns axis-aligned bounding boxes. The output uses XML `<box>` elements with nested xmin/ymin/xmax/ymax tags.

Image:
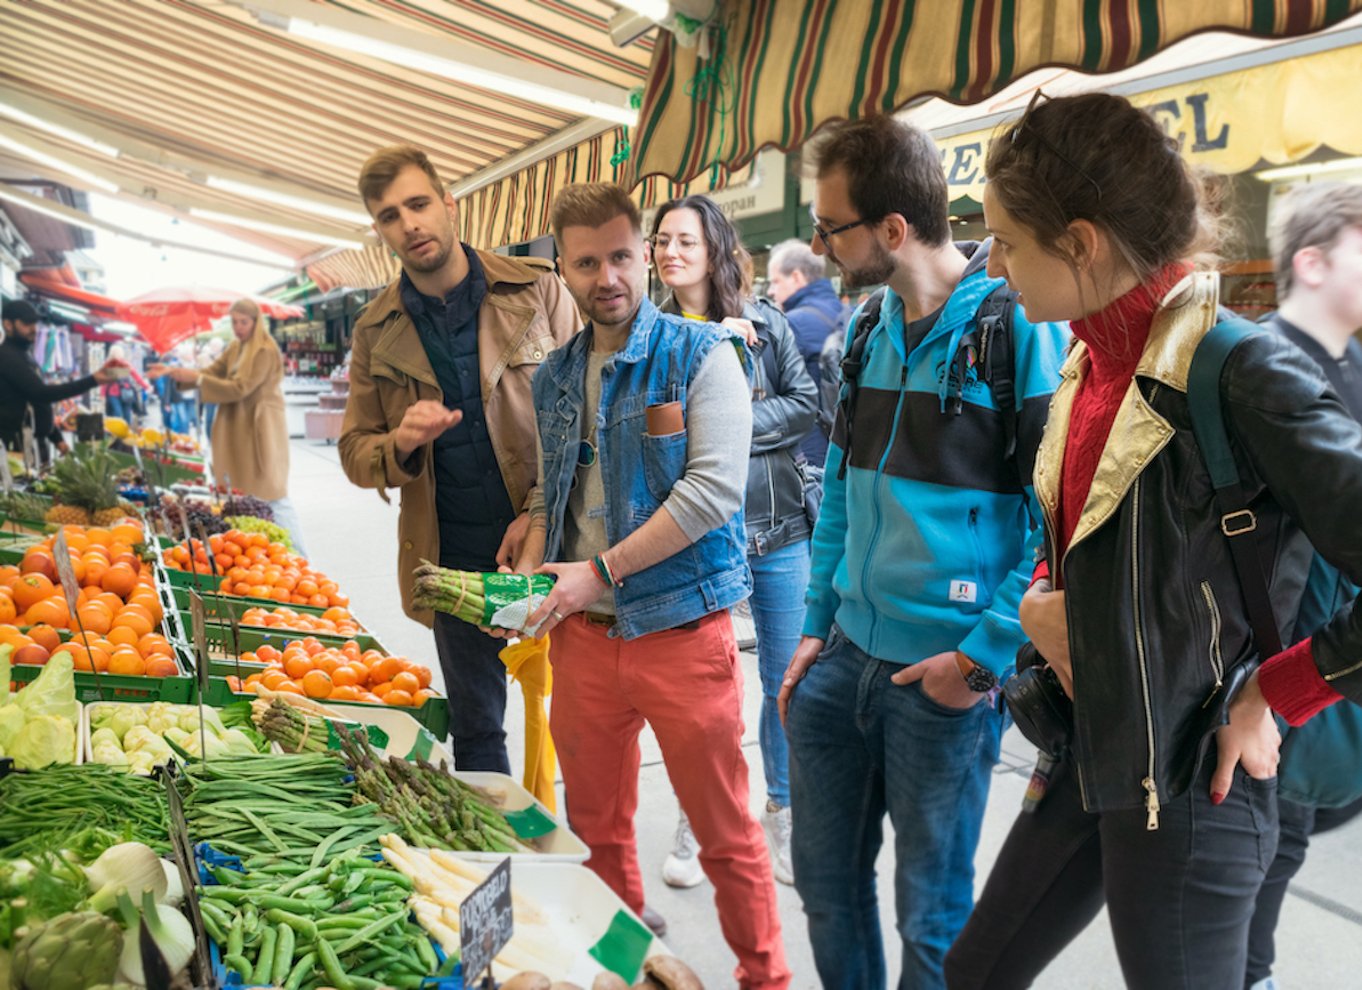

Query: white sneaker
<box><xmin>661</xmin><ymin>814</ymin><xmax>705</xmax><ymax>888</ymax></box>
<box><xmin>763</xmin><ymin>800</ymin><xmax>794</xmax><ymax>885</ymax></box>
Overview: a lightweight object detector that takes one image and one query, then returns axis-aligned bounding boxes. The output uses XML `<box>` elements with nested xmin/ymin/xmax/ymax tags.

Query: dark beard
<box><xmin>840</xmin><ymin>242</ymin><xmax>896</xmax><ymax>291</ymax></box>
<box><xmin>402</xmin><ymin>236</ymin><xmax>453</xmax><ymax>274</ymax></box>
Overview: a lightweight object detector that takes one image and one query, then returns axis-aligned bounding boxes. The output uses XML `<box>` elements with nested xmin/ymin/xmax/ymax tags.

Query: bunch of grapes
<box><xmin>220</xmin><ymin>494</ymin><xmax>274</xmax><ymax>521</ymax></box>
<box><xmin>157</xmin><ymin>494</ymin><xmax>229</xmax><ymax>536</ymax></box>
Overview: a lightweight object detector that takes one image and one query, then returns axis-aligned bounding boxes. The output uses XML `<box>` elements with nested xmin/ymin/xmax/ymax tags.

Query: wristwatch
<box><xmin>955</xmin><ymin>651</ymin><xmax>997</xmax><ymax>693</ymax></box>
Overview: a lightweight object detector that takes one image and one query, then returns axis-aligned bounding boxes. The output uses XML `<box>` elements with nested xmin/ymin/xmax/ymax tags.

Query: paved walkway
<box><xmin>287</xmin><ymin>437</ymin><xmax>1362</xmax><ymax>989</ymax></box>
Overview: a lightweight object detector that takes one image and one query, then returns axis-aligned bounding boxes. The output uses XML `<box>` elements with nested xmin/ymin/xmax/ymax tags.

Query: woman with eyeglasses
<box><xmin>647</xmin><ymin>194</ymin><xmax>818</xmax><ymax>891</ymax></box>
<box><xmin>944</xmin><ymin>91</ymin><xmax>1362</xmax><ymax>989</ymax></box>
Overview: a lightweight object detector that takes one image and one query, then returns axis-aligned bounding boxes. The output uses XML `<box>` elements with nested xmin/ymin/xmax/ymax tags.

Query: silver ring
<box><xmin>550</xmin><ymin>609</ymin><xmax>565</xmax><ymax>621</ymax></box>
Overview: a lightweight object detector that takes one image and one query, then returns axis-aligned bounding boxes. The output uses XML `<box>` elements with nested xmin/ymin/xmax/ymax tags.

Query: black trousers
<box><xmin>1244</xmin><ymin>793</ymin><xmax>1362</xmax><ymax>986</ymax></box>
<box><xmin>946</xmin><ymin>754</ymin><xmax>1278</xmax><ymax>990</ymax></box>
<box><xmin>432</xmin><ymin>611</ymin><xmax>511</xmax><ymax>774</ymax></box>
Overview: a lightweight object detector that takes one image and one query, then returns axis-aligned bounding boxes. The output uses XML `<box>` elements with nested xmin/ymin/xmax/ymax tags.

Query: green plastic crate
<box><xmin>191</xmin><ymin>621</ymin><xmax>385</xmax><ymax>661</ymax></box>
<box><xmin>198</xmin><ymin>675</ymin><xmax>449</xmax><ymax>740</ymax></box>
<box><xmin>9</xmin><ymin>661</ymin><xmax>194</xmax><ymax>704</ymax></box>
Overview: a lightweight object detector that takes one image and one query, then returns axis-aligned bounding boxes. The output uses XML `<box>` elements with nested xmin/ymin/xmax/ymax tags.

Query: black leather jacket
<box><xmin>660</xmin><ymin>295</ymin><xmax>817</xmax><ymax>556</ymax></box>
<box><xmin>1036</xmin><ymin>274</ymin><xmax>1362</xmax><ymax>822</ymax></box>
<box><xmin>744</xmin><ymin>299</ymin><xmax>817</xmax><ymax>556</ymax></box>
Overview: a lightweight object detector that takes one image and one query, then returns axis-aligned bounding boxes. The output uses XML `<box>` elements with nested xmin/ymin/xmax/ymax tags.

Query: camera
<box><xmin>1002</xmin><ymin>642</ymin><xmax>1074</xmax><ymax>757</ymax></box>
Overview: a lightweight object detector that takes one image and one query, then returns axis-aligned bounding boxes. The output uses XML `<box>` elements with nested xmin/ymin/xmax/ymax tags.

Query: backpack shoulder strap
<box><xmin>834</xmin><ymin>288</ymin><xmax>887</xmax><ymax>479</ymax></box>
<box><xmin>1187</xmin><ymin>316</ymin><xmax>1283</xmax><ymax>659</ymax></box>
<box><xmin>975</xmin><ymin>284</ymin><xmax>1019</xmax><ymax>461</ymax></box>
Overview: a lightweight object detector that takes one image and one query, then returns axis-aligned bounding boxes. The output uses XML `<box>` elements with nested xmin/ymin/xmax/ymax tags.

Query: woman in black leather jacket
<box><xmin>945</xmin><ymin>92</ymin><xmax>1362</xmax><ymax>990</ymax></box>
<box><xmin>649</xmin><ymin>194</ymin><xmax>817</xmax><ymax>890</ymax></box>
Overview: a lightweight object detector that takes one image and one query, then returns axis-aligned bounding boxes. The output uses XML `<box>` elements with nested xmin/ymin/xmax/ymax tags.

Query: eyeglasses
<box><xmin>648</xmin><ymin>234</ymin><xmax>702</xmax><ymax>253</ymax></box>
<box><xmin>809</xmin><ymin>204</ymin><xmax>878</xmax><ymax>247</ymax></box>
<box><xmin>1009</xmin><ymin>89</ymin><xmax>1104</xmax><ymax>204</ymax></box>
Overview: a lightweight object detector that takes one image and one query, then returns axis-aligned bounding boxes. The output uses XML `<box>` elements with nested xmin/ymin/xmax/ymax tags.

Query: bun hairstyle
<box><xmin>651</xmin><ymin>194</ymin><xmax>752</xmax><ymax>322</ymax></box>
<box><xmin>985</xmin><ymin>92</ymin><xmax>1222</xmax><ymax>283</ymax></box>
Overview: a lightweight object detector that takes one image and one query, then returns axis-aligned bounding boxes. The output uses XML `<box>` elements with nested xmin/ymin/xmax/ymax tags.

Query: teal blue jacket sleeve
<box><xmin>957</xmin><ymin>314</ymin><xmax>1070</xmax><ymax>676</ymax></box>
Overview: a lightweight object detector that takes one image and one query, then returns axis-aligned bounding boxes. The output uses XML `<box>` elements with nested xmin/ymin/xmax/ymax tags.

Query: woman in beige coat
<box><xmin>149</xmin><ymin>299</ymin><xmax>305</xmax><ymax>552</ymax></box>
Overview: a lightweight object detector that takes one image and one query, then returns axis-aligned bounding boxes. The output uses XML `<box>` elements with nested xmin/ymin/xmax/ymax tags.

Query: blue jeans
<box><xmin>267</xmin><ymin>497</ymin><xmax>308</xmax><ymax>559</ymax></box>
<box><xmin>432</xmin><ymin>611</ymin><xmax>510</xmax><ymax>774</ymax></box>
<box><xmin>787</xmin><ymin>625</ymin><xmax>1003</xmax><ymax>990</ymax></box>
<box><xmin>749</xmin><ymin>539</ymin><xmax>810</xmax><ymax>807</ymax></box>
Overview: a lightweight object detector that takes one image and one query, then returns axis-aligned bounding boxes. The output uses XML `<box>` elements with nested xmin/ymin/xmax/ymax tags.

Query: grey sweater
<box><xmin>531</xmin><ymin>341</ymin><xmax>752</xmax><ymax>610</ymax></box>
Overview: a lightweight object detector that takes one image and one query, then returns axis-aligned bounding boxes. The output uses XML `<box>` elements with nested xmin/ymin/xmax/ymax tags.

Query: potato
<box><xmin>592</xmin><ymin>974</ymin><xmax>630</xmax><ymax>990</ymax></box>
<box><xmin>549</xmin><ymin>983</ymin><xmax>585</xmax><ymax>990</ymax></box>
<box><xmin>502</xmin><ymin>972</ymin><xmax>551</xmax><ymax>990</ymax></box>
<box><xmin>643</xmin><ymin>956</ymin><xmax>704</xmax><ymax>990</ymax></box>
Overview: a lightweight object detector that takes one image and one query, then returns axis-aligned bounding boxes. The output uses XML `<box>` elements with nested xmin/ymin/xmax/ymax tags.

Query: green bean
<box><xmin>256</xmin><ymin>893</ymin><xmax>331</xmax><ymax>913</ymax></box>
<box><xmin>334</xmin><ymin>911</ymin><xmax>406</xmax><ymax>954</ymax></box>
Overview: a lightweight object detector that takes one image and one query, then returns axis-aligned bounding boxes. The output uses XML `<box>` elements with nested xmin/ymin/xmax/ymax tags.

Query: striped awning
<box><xmin>625</xmin><ymin>0</ymin><xmax>1362</xmax><ymax>186</ymax></box>
<box><xmin>0</xmin><ymin>0</ymin><xmax>655</xmax><ymax>264</ymax></box>
<box><xmin>309</xmin><ymin>126</ymin><xmax>751</xmax><ymax>290</ymax></box>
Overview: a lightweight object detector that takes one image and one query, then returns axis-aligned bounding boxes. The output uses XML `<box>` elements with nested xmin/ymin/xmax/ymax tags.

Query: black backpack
<box><xmin>835</xmin><ymin>285</ymin><xmax>1018</xmax><ymax>480</ymax></box>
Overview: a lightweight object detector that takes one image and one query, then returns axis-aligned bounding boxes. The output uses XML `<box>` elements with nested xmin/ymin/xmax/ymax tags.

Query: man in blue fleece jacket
<box><xmin>776</xmin><ymin>116</ymin><xmax>1068</xmax><ymax>989</ymax></box>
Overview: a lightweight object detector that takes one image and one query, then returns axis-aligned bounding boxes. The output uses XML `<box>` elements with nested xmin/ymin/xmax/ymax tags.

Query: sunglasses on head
<box><xmin>1009</xmin><ymin>89</ymin><xmax>1104</xmax><ymax>204</ymax></box>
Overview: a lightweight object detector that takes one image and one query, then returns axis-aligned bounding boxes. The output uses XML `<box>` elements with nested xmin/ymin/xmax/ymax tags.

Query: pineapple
<box><xmin>45</xmin><ymin>443</ymin><xmax>126</xmax><ymax>527</ymax></box>
<box><xmin>44</xmin><ymin>503</ymin><xmax>91</xmax><ymax>526</ymax></box>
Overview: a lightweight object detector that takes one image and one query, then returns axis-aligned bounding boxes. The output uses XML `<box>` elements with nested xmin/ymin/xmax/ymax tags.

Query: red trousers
<box><xmin>550</xmin><ymin>611</ymin><xmax>790</xmax><ymax>990</ymax></box>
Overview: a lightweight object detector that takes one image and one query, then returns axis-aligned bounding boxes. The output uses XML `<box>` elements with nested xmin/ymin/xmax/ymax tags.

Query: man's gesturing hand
<box><xmin>394</xmin><ymin>400</ymin><xmax>461</xmax><ymax>457</ymax></box>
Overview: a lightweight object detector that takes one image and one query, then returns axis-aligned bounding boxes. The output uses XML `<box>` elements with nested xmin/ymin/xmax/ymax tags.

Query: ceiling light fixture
<box><xmin>204</xmin><ymin>175</ymin><xmax>371</xmax><ymax>225</ymax></box>
<box><xmin>613</xmin><ymin>0</ymin><xmax>671</xmax><ymax>20</ymax></box>
<box><xmin>1255</xmin><ymin>156</ymin><xmax>1362</xmax><ymax>182</ymax></box>
<box><xmin>189</xmin><ymin>207</ymin><xmax>367</xmax><ymax>250</ymax></box>
<box><xmin>0</xmin><ymin>133</ymin><xmax>119</xmax><ymax>193</ymax></box>
<box><xmin>0</xmin><ymin>102</ymin><xmax>121</xmax><ymax>157</ymax></box>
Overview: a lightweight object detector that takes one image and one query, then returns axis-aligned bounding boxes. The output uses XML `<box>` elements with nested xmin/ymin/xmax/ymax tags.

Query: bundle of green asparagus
<box><xmin>411</xmin><ymin>561</ymin><xmax>554</xmax><ymax>633</ymax></box>
<box><xmin>252</xmin><ymin>697</ymin><xmax>329</xmax><ymax>753</ymax></box>
<box><xmin>335</xmin><ymin>724</ymin><xmax>533</xmax><ymax>854</ymax></box>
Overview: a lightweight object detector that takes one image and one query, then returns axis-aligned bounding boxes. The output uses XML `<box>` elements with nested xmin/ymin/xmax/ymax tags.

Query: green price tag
<box><xmin>405</xmin><ymin>728</ymin><xmax>438</xmax><ymax>762</ymax></box>
<box><xmin>502</xmin><ymin>806</ymin><xmax>557</xmax><ymax>839</ymax></box>
<box><xmin>588</xmin><ymin>909</ymin><xmax>653</xmax><ymax>981</ymax></box>
<box><xmin>324</xmin><ymin>719</ymin><xmax>390</xmax><ymax>751</ymax></box>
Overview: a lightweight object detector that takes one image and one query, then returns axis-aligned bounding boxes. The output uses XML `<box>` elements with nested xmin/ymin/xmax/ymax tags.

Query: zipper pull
<box><xmin>1142</xmin><ymin>776</ymin><xmax>1161</xmax><ymax>831</ymax></box>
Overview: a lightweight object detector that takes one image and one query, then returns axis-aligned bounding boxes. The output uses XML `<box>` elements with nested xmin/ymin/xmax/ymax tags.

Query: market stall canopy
<box><xmin>19</xmin><ymin>269</ymin><xmax>123</xmax><ymax>321</ymax></box>
<box><xmin>623</xmin><ymin>0</ymin><xmax>1362</xmax><ymax>186</ymax></box>
<box><xmin>0</xmin><ymin>0</ymin><xmax>656</xmax><ymax>265</ymax></box>
<box><xmin>119</xmin><ymin>287</ymin><xmax>305</xmax><ymax>353</ymax></box>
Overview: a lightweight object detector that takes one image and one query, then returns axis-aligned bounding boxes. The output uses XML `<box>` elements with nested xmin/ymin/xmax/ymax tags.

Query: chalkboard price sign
<box><xmin>460</xmin><ymin>858</ymin><xmax>513</xmax><ymax>988</ymax></box>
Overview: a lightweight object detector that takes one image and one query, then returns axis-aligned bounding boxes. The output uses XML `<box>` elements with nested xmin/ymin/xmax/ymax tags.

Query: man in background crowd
<box><xmin>1245</xmin><ymin>180</ymin><xmax>1362</xmax><ymax>990</ymax></box>
<box><xmin>765</xmin><ymin>238</ymin><xmax>848</xmax><ymax>465</ymax></box>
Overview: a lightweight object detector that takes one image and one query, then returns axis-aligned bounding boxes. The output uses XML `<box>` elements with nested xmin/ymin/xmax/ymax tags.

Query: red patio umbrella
<box><xmin>118</xmin><ymin>286</ymin><xmax>304</xmax><ymax>353</ymax></box>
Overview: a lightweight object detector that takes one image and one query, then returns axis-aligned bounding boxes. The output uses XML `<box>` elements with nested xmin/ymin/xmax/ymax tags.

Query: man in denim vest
<box><xmin>515</xmin><ymin>183</ymin><xmax>790</xmax><ymax>990</ymax></box>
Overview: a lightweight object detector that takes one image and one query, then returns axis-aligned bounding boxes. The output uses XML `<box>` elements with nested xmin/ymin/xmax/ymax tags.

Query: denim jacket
<box><xmin>532</xmin><ymin>297</ymin><xmax>753</xmax><ymax>639</ymax></box>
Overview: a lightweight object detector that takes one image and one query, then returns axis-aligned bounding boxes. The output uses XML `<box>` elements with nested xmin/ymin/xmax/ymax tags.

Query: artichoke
<box><xmin>10</xmin><ymin>911</ymin><xmax>122</xmax><ymax>989</ymax></box>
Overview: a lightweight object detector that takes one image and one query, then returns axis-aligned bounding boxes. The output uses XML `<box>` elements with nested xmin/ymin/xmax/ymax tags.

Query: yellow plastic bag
<box><xmin>498</xmin><ymin>635</ymin><xmax>557</xmax><ymax>813</ymax></box>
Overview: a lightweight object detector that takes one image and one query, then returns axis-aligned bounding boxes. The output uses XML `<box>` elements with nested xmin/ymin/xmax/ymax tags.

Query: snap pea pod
<box><xmin>273</xmin><ymin>921</ymin><xmax>296</xmax><ymax>983</ymax></box>
<box><xmin>252</xmin><ymin>924</ymin><xmax>278</xmax><ymax>986</ymax></box>
<box><xmin>226</xmin><ymin>914</ymin><xmax>244</xmax><ymax>958</ymax></box>
<box><xmin>316</xmin><ymin>936</ymin><xmax>356</xmax><ymax>990</ymax></box>
<box><xmin>285</xmin><ymin>950</ymin><xmax>318</xmax><ymax>990</ymax></box>
<box><xmin>224</xmin><ymin>953</ymin><xmax>252</xmax><ymax>977</ymax></box>
<box><xmin>267</xmin><ymin>907</ymin><xmax>319</xmax><ymax>940</ymax></box>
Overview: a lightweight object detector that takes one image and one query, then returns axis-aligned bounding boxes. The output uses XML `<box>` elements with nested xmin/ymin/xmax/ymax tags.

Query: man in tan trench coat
<box><xmin>341</xmin><ymin>145</ymin><xmax>579</xmax><ymax>772</ymax></box>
